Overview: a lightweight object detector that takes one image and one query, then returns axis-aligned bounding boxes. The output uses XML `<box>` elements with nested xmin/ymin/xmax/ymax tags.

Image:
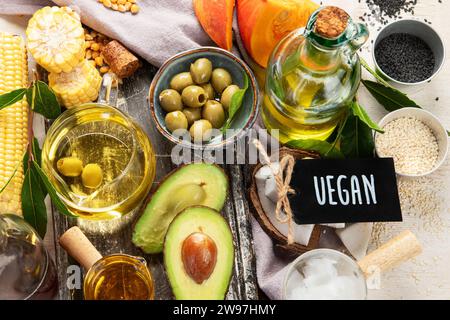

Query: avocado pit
<box><xmin>181</xmin><ymin>232</ymin><xmax>217</xmax><ymax>284</ymax></box>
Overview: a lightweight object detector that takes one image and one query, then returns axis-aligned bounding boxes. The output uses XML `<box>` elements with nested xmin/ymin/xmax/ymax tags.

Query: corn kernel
<box><xmin>92</xmin><ymin>51</ymin><xmax>100</xmax><ymax>59</ymax></box>
<box><xmin>95</xmin><ymin>56</ymin><xmax>103</xmax><ymax>66</ymax></box>
<box><xmin>91</xmin><ymin>43</ymin><xmax>100</xmax><ymax>51</ymax></box>
<box><xmin>130</xmin><ymin>4</ymin><xmax>139</xmax><ymax>13</ymax></box>
<box><xmin>100</xmin><ymin>66</ymin><xmax>110</xmax><ymax>73</ymax></box>
<box><xmin>85</xmin><ymin>49</ymin><xmax>92</xmax><ymax>59</ymax></box>
<box><xmin>118</xmin><ymin>0</ymin><xmax>126</xmax><ymax>4</ymax></box>
<box><xmin>118</xmin><ymin>4</ymin><xmax>126</xmax><ymax>12</ymax></box>
<box><xmin>124</xmin><ymin>2</ymin><xmax>131</xmax><ymax>10</ymax></box>
<box><xmin>103</xmin><ymin>0</ymin><xmax>112</xmax><ymax>8</ymax></box>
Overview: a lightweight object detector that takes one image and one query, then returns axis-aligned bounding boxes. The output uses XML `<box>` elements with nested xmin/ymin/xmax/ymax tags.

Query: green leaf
<box><xmin>222</xmin><ymin>73</ymin><xmax>249</xmax><ymax>131</ymax></box>
<box><xmin>0</xmin><ymin>88</ymin><xmax>27</xmax><ymax>111</ymax></box>
<box><xmin>26</xmin><ymin>81</ymin><xmax>60</xmax><ymax>119</ymax></box>
<box><xmin>32</xmin><ymin>138</ymin><xmax>42</xmax><ymax>167</ymax></box>
<box><xmin>360</xmin><ymin>57</ymin><xmax>392</xmax><ymax>88</ymax></box>
<box><xmin>286</xmin><ymin>139</ymin><xmax>345</xmax><ymax>159</ymax></box>
<box><xmin>340</xmin><ymin>113</ymin><xmax>374</xmax><ymax>158</ymax></box>
<box><xmin>22</xmin><ymin>164</ymin><xmax>47</xmax><ymax>238</ymax></box>
<box><xmin>350</xmin><ymin>100</ymin><xmax>384</xmax><ymax>133</ymax></box>
<box><xmin>362</xmin><ymin>80</ymin><xmax>421</xmax><ymax>112</ymax></box>
<box><xmin>32</xmin><ymin>161</ymin><xmax>76</xmax><ymax>217</ymax></box>
<box><xmin>31</xmin><ymin>138</ymin><xmax>47</xmax><ymax>198</ymax></box>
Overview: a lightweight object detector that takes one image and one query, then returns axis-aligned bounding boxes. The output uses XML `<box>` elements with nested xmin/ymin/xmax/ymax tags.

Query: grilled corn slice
<box><xmin>0</xmin><ymin>33</ymin><xmax>29</xmax><ymax>216</ymax></box>
<box><xmin>26</xmin><ymin>6</ymin><xmax>85</xmax><ymax>73</ymax></box>
<box><xmin>48</xmin><ymin>59</ymin><xmax>102</xmax><ymax>108</ymax></box>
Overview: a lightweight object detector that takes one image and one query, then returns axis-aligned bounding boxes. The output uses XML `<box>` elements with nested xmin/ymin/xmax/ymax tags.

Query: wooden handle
<box><xmin>59</xmin><ymin>226</ymin><xmax>103</xmax><ymax>270</ymax></box>
<box><xmin>357</xmin><ymin>230</ymin><xmax>422</xmax><ymax>277</ymax></box>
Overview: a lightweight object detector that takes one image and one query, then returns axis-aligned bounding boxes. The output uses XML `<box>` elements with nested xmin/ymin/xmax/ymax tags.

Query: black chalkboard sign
<box><xmin>289</xmin><ymin>158</ymin><xmax>402</xmax><ymax>225</ymax></box>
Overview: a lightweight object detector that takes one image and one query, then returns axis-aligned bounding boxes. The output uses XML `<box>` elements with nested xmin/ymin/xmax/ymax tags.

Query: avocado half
<box><xmin>132</xmin><ymin>163</ymin><xmax>228</xmax><ymax>254</ymax></box>
<box><xmin>164</xmin><ymin>206</ymin><xmax>234</xmax><ymax>300</ymax></box>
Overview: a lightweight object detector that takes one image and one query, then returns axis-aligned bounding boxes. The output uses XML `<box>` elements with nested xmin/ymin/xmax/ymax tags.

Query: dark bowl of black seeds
<box><xmin>372</xmin><ymin>19</ymin><xmax>445</xmax><ymax>85</ymax></box>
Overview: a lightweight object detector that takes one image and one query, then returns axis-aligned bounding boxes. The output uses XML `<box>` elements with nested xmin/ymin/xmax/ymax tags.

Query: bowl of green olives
<box><xmin>149</xmin><ymin>47</ymin><xmax>260</xmax><ymax>149</ymax></box>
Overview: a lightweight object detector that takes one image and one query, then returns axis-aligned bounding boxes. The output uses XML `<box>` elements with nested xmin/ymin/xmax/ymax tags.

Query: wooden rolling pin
<box><xmin>357</xmin><ymin>230</ymin><xmax>422</xmax><ymax>277</ymax></box>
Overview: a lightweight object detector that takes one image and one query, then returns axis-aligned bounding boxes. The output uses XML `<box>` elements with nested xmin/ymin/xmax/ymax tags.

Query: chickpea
<box><xmin>81</xmin><ymin>164</ymin><xmax>103</xmax><ymax>189</ymax></box>
<box><xmin>57</xmin><ymin>157</ymin><xmax>83</xmax><ymax>177</ymax></box>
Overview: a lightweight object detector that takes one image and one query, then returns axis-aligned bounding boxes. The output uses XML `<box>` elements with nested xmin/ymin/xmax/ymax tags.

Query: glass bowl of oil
<box><xmin>83</xmin><ymin>254</ymin><xmax>154</xmax><ymax>300</ymax></box>
<box><xmin>42</xmin><ymin>103</ymin><xmax>156</xmax><ymax>220</ymax></box>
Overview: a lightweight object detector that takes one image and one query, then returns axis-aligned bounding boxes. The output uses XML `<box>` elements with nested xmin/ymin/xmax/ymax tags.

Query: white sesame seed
<box><xmin>376</xmin><ymin>117</ymin><xmax>439</xmax><ymax>175</ymax></box>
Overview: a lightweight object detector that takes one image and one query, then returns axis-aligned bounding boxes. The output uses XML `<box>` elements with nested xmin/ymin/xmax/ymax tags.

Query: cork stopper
<box><xmin>59</xmin><ymin>226</ymin><xmax>103</xmax><ymax>270</ymax></box>
<box><xmin>357</xmin><ymin>230</ymin><xmax>422</xmax><ymax>277</ymax></box>
<box><xmin>315</xmin><ymin>6</ymin><xmax>349</xmax><ymax>39</ymax></box>
<box><xmin>101</xmin><ymin>40</ymin><xmax>140</xmax><ymax>78</ymax></box>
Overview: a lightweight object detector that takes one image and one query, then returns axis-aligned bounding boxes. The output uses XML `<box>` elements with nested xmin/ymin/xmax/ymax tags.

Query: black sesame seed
<box><xmin>435</xmin><ymin>97</ymin><xmax>439</xmax><ymax>101</ymax></box>
<box><xmin>374</xmin><ymin>33</ymin><xmax>435</xmax><ymax>83</ymax></box>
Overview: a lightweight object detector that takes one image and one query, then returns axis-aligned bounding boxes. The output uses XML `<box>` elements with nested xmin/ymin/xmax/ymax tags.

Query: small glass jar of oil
<box><xmin>41</xmin><ymin>103</ymin><xmax>156</xmax><ymax>220</ymax></box>
<box><xmin>262</xmin><ymin>6</ymin><xmax>369</xmax><ymax>143</ymax></box>
<box><xmin>84</xmin><ymin>254</ymin><xmax>154</xmax><ymax>300</ymax></box>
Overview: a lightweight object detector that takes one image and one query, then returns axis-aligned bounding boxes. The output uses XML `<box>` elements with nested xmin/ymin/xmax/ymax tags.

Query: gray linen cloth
<box><xmin>0</xmin><ymin>0</ymin><xmax>213</xmax><ymax>67</ymax></box>
<box><xmin>0</xmin><ymin>0</ymin><xmax>360</xmax><ymax>300</ymax></box>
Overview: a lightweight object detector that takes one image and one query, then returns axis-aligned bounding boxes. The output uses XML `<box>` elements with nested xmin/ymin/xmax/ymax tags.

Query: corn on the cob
<box><xmin>0</xmin><ymin>33</ymin><xmax>29</xmax><ymax>216</ymax></box>
<box><xmin>26</xmin><ymin>6</ymin><xmax>85</xmax><ymax>73</ymax></box>
<box><xmin>48</xmin><ymin>59</ymin><xmax>102</xmax><ymax>108</ymax></box>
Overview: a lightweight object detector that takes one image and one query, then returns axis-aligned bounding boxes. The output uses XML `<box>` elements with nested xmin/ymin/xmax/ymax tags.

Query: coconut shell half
<box><xmin>249</xmin><ymin>147</ymin><xmax>322</xmax><ymax>254</ymax></box>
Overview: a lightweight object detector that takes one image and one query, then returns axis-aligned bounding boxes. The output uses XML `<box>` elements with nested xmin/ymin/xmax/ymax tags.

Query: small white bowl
<box><xmin>372</xmin><ymin>19</ymin><xmax>446</xmax><ymax>86</ymax></box>
<box><xmin>374</xmin><ymin>108</ymin><xmax>448</xmax><ymax>177</ymax></box>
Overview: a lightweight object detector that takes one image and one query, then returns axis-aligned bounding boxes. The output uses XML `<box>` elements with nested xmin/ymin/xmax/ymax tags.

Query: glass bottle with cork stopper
<box><xmin>59</xmin><ymin>226</ymin><xmax>154</xmax><ymax>300</ymax></box>
<box><xmin>262</xmin><ymin>6</ymin><xmax>369</xmax><ymax>143</ymax></box>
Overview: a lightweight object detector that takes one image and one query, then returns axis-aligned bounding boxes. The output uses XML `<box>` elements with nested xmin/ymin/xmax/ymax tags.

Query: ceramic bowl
<box><xmin>149</xmin><ymin>47</ymin><xmax>260</xmax><ymax>149</ymax></box>
<box><xmin>372</xmin><ymin>19</ymin><xmax>445</xmax><ymax>86</ymax></box>
<box><xmin>374</xmin><ymin>108</ymin><xmax>448</xmax><ymax>177</ymax></box>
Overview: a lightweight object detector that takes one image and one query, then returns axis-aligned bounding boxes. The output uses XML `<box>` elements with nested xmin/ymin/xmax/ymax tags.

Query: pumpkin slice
<box><xmin>193</xmin><ymin>0</ymin><xmax>235</xmax><ymax>51</ymax></box>
<box><xmin>237</xmin><ymin>0</ymin><xmax>319</xmax><ymax>67</ymax></box>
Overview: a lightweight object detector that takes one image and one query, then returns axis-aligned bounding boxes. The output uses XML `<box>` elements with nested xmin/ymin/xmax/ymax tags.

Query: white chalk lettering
<box><xmin>350</xmin><ymin>175</ymin><xmax>362</xmax><ymax>205</ymax></box>
<box><xmin>336</xmin><ymin>175</ymin><xmax>350</xmax><ymax>205</ymax></box>
<box><xmin>326</xmin><ymin>175</ymin><xmax>337</xmax><ymax>205</ymax></box>
<box><xmin>314</xmin><ymin>176</ymin><xmax>326</xmax><ymax>205</ymax></box>
<box><xmin>362</xmin><ymin>174</ymin><xmax>377</xmax><ymax>204</ymax></box>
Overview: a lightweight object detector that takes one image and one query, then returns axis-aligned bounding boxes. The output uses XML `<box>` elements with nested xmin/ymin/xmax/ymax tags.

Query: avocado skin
<box><xmin>164</xmin><ymin>206</ymin><xmax>234</xmax><ymax>300</ymax></box>
<box><xmin>132</xmin><ymin>163</ymin><xmax>228</xmax><ymax>254</ymax></box>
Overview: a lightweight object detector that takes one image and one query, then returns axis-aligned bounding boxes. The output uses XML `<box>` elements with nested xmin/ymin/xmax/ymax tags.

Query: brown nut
<box><xmin>181</xmin><ymin>232</ymin><xmax>217</xmax><ymax>284</ymax></box>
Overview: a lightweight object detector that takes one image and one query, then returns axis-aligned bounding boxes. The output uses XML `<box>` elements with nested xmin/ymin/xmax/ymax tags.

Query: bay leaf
<box><xmin>26</xmin><ymin>81</ymin><xmax>60</xmax><ymax>119</ymax></box>
<box><xmin>286</xmin><ymin>139</ymin><xmax>344</xmax><ymax>159</ymax></box>
<box><xmin>351</xmin><ymin>100</ymin><xmax>384</xmax><ymax>133</ymax></box>
<box><xmin>222</xmin><ymin>73</ymin><xmax>249</xmax><ymax>131</ymax></box>
<box><xmin>0</xmin><ymin>88</ymin><xmax>27</xmax><ymax>111</ymax></box>
<box><xmin>362</xmin><ymin>80</ymin><xmax>421</xmax><ymax>111</ymax></box>
<box><xmin>340</xmin><ymin>113</ymin><xmax>374</xmax><ymax>158</ymax></box>
<box><xmin>32</xmin><ymin>161</ymin><xmax>76</xmax><ymax>217</ymax></box>
<box><xmin>22</xmin><ymin>165</ymin><xmax>47</xmax><ymax>238</ymax></box>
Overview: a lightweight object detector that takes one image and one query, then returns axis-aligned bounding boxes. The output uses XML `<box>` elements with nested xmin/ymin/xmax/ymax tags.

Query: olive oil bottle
<box><xmin>262</xmin><ymin>6</ymin><xmax>369</xmax><ymax>143</ymax></box>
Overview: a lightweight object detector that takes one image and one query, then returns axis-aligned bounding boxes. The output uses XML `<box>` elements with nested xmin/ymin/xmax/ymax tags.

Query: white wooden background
<box><xmin>1</xmin><ymin>0</ymin><xmax>449</xmax><ymax>300</ymax></box>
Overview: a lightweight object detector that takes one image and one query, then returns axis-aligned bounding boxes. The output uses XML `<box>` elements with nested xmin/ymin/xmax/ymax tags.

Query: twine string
<box><xmin>253</xmin><ymin>139</ymin><xmax>295</xmax><ymax>244</ymax></box>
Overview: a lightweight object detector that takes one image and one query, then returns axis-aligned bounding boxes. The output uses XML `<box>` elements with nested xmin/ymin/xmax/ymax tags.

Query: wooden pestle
<box><xmin>59</xmin><ymin>226</ymin><xmax>103</xmax><ymax>270</ymax></box>
<box><xmin>357</xmin><ymin>230</ymin><xmax>422</xmax><ymax>277</ymax></box>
